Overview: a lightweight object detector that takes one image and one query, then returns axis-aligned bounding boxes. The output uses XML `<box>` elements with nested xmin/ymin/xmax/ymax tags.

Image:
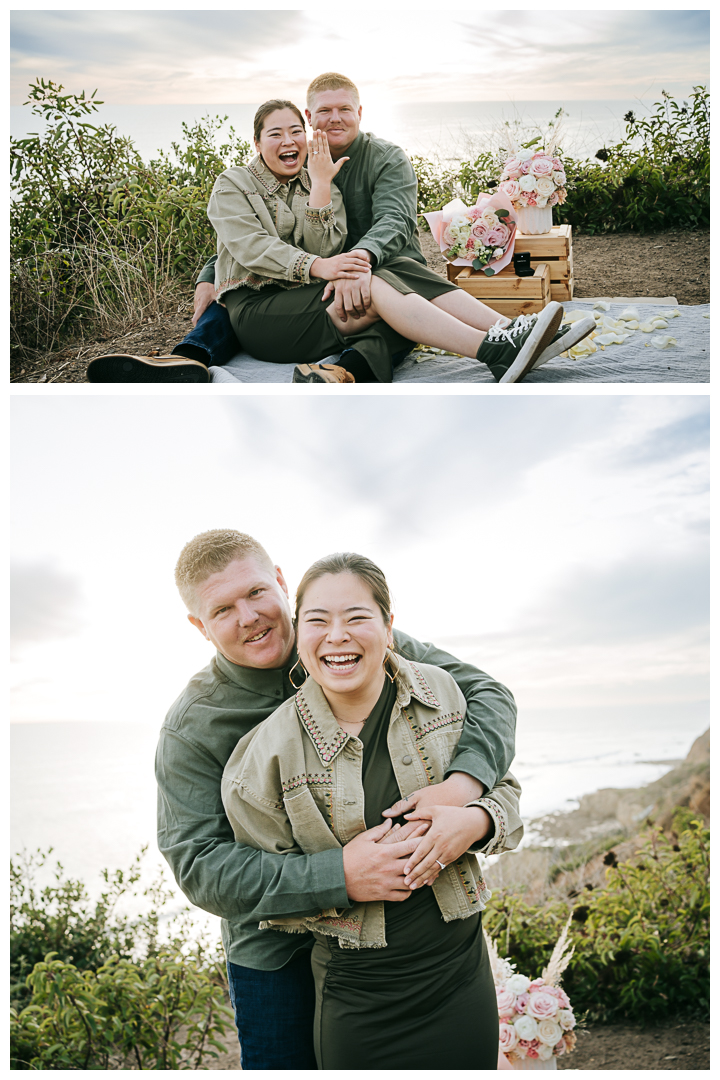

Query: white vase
<box><xmin>515</xmin><ymin>205</ymin><xmax>553</xmax><ymax>235</ymax></box>
<box><xmin>512</xmin><ymin>1056</ymin><xmax>558</xmax><ymax>1070</ymax></box>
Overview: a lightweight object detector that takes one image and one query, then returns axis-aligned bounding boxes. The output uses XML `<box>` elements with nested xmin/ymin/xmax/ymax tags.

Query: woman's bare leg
<box><xmin>430</xmin><ymin>289</ymin><xmax>511</xmax><ymax>331</ymax></box>
<box><xmin>362</xmin><ymin>276</ymin><xmax>488</xmax><ymax>357</ymax></box>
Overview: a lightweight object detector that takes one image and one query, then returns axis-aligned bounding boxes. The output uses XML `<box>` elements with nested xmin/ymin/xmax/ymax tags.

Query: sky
<box><xmin>10</xmin><ymin>394</ymin><xmax>709</xmax><ymax>732</ymax></box>
<box><xmin>10</xmin><ymin>7</ymin><xmax>709</xmax><ymax>107</ymax></box>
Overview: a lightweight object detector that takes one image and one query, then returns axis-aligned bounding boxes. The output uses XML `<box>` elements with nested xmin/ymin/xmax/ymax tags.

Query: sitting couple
<box><xmin>90</xmin><ymin>72</ymin><xmax>595</xmax><ymax>386</ymax></box>
<box><xmin>156</xmin><ymin>529</ymin><xmax>523</xmax><ymax>1070</ymax></box>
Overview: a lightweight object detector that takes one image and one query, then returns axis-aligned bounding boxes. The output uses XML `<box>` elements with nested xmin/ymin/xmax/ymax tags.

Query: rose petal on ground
<box><xmin>650</xmin><ymin>335</ymin><xmax>677</xmax><ymax>349</ymax></box>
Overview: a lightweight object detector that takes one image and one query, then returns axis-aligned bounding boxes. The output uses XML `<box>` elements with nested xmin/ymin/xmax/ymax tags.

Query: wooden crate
<box><xmin>455</xmin><ymin>262</ymin><xmax>551</xmax><ymax>317</ymax></box>
<box><xmin>514</xmin><ymin>223</ymin><xmax>573</xmax><ymax>301</ymax></box>
<box><xmin>447</xmin><ymin>223</ymin><xmax>573</xmax><ymax>302</ymax></box>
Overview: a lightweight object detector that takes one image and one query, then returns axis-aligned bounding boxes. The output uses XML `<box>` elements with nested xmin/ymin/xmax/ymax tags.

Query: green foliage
<box><xmin>10</xmin><ymin>952</ymin><xmax>234</xmax><ymax>1070</ymax></box>
<box><xmin>11</xmin><ymin>78</ymin><xmax>250</xmax><ymax>357</ymax></box>
<box><xmin>484</xmin><ymin>811</ymin><xmax>710</xmax><ymax>1023</ymax></box>
<box><xmin>414</xmin><ymin>88</ymin><xmax>709</xmax><ymax>235</ymax></box>
<box><xmin>10</xmin><ymin>849</ymin><xmax>232</xmax><ymax>1069</ymax></box>
<box><xmin>10</xmin><ymin>847</ymin><xmax>223</xmax><ymax>1012</ymax></box>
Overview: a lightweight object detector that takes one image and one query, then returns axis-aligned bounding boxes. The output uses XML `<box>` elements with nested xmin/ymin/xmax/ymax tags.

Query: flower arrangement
<box><xmin>486</xmin><ymin>918</ymin><xmax>577</xmax><ymax>1068</ymax></box>
<box><xmin>498</xmin><ymin>147</ymin><xmax>568</xmax><ymax>211</ymax></box>
<box><xmin>424</xmin><ymin>192</ymin><xmax>517</xmax><ymax>276</ymax></box>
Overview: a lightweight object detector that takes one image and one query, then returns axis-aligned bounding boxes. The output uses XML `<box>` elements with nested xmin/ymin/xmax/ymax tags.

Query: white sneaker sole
<box><xmin>498</xmin><ymin>303</ymin><xmax>564</xmax><ymax>384</ymax></box>
<box><xmin>532</xmin><ymin>316</ymin><xmax>597</xmax><ymax>369</ymax></box>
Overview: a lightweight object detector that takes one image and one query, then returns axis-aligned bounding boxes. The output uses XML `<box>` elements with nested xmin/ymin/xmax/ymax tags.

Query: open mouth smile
<box><xmin>278</xmin><ymin>150</ymin><xmax>300</xmax><ymax>165</ymax></box>
<box><xmin>321</xmin><ymin>653</ymin><xmax>361</xmax><ymax>672</ymax></box>
<box><xmin>246</xmin><ymin>627</ymin><xmax>272</xmax><ymax>644</ymax></box>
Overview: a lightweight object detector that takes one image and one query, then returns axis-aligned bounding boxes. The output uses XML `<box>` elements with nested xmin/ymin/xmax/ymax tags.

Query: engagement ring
<box><xmin>436</xmin><ymin>860</ymin><xmax>446</xmax><ymax>870</ymax></box>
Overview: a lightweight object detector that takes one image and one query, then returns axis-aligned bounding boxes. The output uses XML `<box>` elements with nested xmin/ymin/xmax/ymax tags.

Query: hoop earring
<box><xmin>383</xmin><ymin>651</ymin><xmax>397</xmax><ymax>683</ymax></box>
<box><xmin>288</xmin><ymin>657</ymin><xmax>308</xmax><ymax>689</ymax></box>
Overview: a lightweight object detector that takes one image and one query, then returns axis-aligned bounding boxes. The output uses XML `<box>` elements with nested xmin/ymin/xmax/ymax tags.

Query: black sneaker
<box><xmin>292</xmin><ymin>364</ymin><xmax>355</xmax><ymax>384</ymax></box>
<box><xmin>477</xmin><ymin>303</ymin><xmax>563</xmax><ymax>383</ymax></box>
<box><xmin>86</xmin><ymin>354</ymin><xmax>209</xmax><ymax>383</ymax></box>
<box><xmin>532</xmin><ymin>315</ymin><xmax>596</xmax><ymax>369</ymax></box>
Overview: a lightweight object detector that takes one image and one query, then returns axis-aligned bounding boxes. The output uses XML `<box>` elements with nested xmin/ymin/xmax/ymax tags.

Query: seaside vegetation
<box><xmin>11</xmin><ymin>80</ymin><xmax>709</xmax><ymax>360</ymax></box>
<box><xmin>10</xmin><ymin>811</ymin><xmax>708</xmax><ymax>1067</ymax></box>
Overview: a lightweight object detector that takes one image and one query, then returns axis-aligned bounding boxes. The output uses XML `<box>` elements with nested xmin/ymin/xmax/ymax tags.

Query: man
<box><xmin>88</xmin><ymin>73</ymin><xmax>593</xmax><ymax>384</ymax></box>
<box><xmin>156</xmin><ymin>528</ymin><xmax>522</xmax><ymax>1069</ymax></box>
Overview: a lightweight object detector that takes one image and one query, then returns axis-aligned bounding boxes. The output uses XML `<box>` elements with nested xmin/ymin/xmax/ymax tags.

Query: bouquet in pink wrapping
<box><xmin>424</xmin><ymin>192</ymin><xmax>517</xmax><ymax>276</ymax></box>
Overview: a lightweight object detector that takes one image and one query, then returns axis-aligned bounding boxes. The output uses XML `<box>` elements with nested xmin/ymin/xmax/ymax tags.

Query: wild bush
<box><xmin>484</xmin><ymin>811</ymin><xmax>709</xmax><ymax>1022</ymax></box>
<box><xmin>10</xmin><ymin>78</ymin><xmax>250</xmax><ymax>358</ymax></box>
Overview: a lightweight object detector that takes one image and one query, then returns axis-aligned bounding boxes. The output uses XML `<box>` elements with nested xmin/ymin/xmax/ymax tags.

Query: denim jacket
<box><xmin>207</xmin><ymin>155</ymin><xmax>347</xmax><ymax>300</ymax></box>
<box><xmin>221</xmin><ymin>652</ymin><xmax>522</xmax><ymax>949</ymax></box>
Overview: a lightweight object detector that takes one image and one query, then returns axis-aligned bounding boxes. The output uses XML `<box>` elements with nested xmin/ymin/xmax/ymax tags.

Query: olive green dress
<box><xmin>223</xmin><ymin>256</ymin><xmax>457</xmax><ymax>383</ymax></box>
<box><xmin>310</xmin><ymin>677</ymin><xmax>499</xmax><ymax>1070</ymax></box>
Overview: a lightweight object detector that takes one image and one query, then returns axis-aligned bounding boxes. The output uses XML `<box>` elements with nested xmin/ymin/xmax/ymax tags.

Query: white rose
<box><xmin>537</xmin><ymin>1042</ymin><xmax>554</xmax><ymax>1061</ymax></box>
<box><xmin>537</xmin><ymin>1019</ymin><xmax>563</xmax><ymax>1047</ymax></box>
<box><xmin>452</xmin><ymin>214</ymin><xmax>472</xmax><ymax>228</ymax></box>
<box><xmin>480</xmin><ymin>208</ymin><xmax>499</xmax><ymax>230</ymax></box>
<box><xmin>535</xmin><ymin>195</ymin><xmax>548</xmax><ymax>208</ymax></box>
<box><xmin>493</xmin><ymin>247</ymin><xmax>504</xmax><ymax>259</ymax></box>
<box><xmin>514</xmin><ymin>1015</ymin><xmax>539</xmax><ymax>1041</ymax></box>
<box><xmin>535</xmin><ymin>176</ymin><xmax>555</xmax><ymax>196</ymax></box>
<box><xmin>552</xmin><ymin>170</ymin><xmax>567</xmax><ymax>186</ymax></box>
<box><xmin>498</xmin><ymin>1022</ymin><xmax>518</xmax><ymax>1053</ymax></box>
<box><xmin>519</xmin><ymin>147</ymin><xmax>534</xmax><ymax>161</ymax></box>
<box><xmin>558</xmin><ymin>1009</ymin><xmax>576</xmax><ymax>1031</ymax></box>
<box><xmin>506</xmin><ymin>974</ymin><xmax>531</xmax><ymax>995</ymax></box>
<box><xmin>518</xmin><ymin>173</ymin><xmax>537</xmax><ymax>192</ymax></box>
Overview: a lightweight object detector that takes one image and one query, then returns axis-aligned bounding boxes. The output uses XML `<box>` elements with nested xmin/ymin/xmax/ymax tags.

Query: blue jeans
<box><xmin>172</xmin><ymin>301</ymin><xmax>239</xmax><ymax>367</ymax></box>
<box><xmin>226</xmin><ymin>949</ymin><xmax>317</xmax><ymax>1070</ymax></box>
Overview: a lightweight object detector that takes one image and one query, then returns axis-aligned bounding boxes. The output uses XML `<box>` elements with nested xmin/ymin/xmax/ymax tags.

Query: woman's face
<box><xmin>297</xmin><ymin>572</ymin><xmax>393</xmax><ymax>699</ymax></box>
<box><xmin>256</xmin><ymin>108</ymin><xmax>307</xmax><ymax>181</ymax></box>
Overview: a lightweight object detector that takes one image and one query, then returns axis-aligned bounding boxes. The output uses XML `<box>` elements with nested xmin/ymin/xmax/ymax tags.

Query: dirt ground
<box><xmin>203</xmin><ymin>1018</ymin><xmax>710</xmax><ymax>1070</ymax></box>
<box><xmin>11</xmin><ymin>229</ymin><xmax>708</xmax><ymax>384</ymax></box>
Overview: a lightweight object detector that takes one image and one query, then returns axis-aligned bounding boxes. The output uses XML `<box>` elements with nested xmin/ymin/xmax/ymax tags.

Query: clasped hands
<box><xmin>342</xmin><ymin>773</ymin><xmax>492</xmax><ymax>904</ymax></box>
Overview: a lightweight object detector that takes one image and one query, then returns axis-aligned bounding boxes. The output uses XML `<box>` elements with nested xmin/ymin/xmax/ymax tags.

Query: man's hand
<box><xmin>192</xmin><ymin>282</ymin><xmax>217</xmax><ymax>326</ymax></box>
<box><xmin>342</xmin><ymin>819</ymin><xmax>426</xmax><ymax>902</ymax></box>
<box><xmin>401</xmin><ymin>804</ymin><xmax>493</xmax><ymax>888</ymax></box>
<box><xmin>382</xmin><ymin>772</ymin><xmax>485</xmax><ymax>822</ymax></box>
<box><xmin>330</xmin><ymin>269</ymin><xmax>373</xmax><ymax>321</ymax></box>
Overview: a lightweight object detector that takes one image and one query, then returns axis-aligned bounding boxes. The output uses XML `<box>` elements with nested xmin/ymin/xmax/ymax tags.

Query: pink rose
<box><xmin>530</xmin><ymin>156</ymin><xmax>554</xmax><ymax>177</ymax></box>
<box><xmin>499</xmin><ymin>1023</ymin><xmax>518</xmax><ymax>1053</ymax></box>
<box><xmin>471</xmin><ymin>222</ymin><xmax>488</xmax><ymax>241</ymax></box>
<box><xmin>499</xmin><ymin>179</ymin><xmax>521</xmax><ymax>200</ymax></box>
<box><xmin>529</xmin><ymin>979</ymin><xmax>546</xmax><ymax>990</ymax></box>
<box><xmin>526</xmin><ymin>1047</ymin><xmax>539</xmax><ymax>1059</ymax></box>
<box><xmin>554</xmin><ymin>1040</ymin><xmax>566</xmax><ymax>1056</ymax></box>
<box><xmin>556</xmin><ymin>989</ymin><xmax>571</xmax><ymax>1009</ymax></box>
<box><xmin>496</xmin><ymin>986</ymin><xmax>517</xmax><ymax>1015</ymax></box>
<box><xmin>520</xmin><ymin>160</ymin><xmax>532</xmax><ymax>174</ymax></box>
<box><xmin>527</xmin><ymin>991</ymin><xmax>560</xmax><ymax>1021</ymax></box>
<box><xmin>502</xmin><ymin>155</ymin><xmax>523</xmax><ymax>178</ymax></box>
<box><xmin>547</xmin><ymin>191</ymin><xmax>560</xmax><ymax>206</ymax></box>
<box><xmin>552</xmin><ymin>157</ymin><xmax>562</xmax><ymax>170</ymax></box>
<box><xmin>485</xmin><ymin>223</ymin><xmax>511</xmax><ymax>248</ymax></box>
<box><xmin>468</xmin><ymin>206</ymin><xmax>483</xmax><ymax>220</ymax></box>
<box><xmin>525</xmin><ymin>193</ymin><xmax>538</xmax><ymax>206</ymax></box>
<box><xmin>514</xmin><ymin>992</ymin><xmax>529</xmax><ymax>1014</ymax></box>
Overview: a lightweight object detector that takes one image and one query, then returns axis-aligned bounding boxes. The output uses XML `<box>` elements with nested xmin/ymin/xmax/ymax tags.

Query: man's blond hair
<box><xmin>174</xmin><ymin>529</ymin><xmax>274</xmax><ymax>613</ymax></box>
<box><xmin>306</xmin><ymin>72</ymin><xmax>360</xmax><ymax>109</ymax></box>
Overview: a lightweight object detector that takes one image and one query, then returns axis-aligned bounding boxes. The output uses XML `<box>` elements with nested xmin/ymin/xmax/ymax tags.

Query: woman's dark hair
<box><xmin>253</xmin><ymin>99</ymin><xmax>306</xmax><ymax>143</ymax></box>
<box><xmin>294</xmin><ymin>553</ymin><xmax>393</xmax><ymax>626</ymax></box>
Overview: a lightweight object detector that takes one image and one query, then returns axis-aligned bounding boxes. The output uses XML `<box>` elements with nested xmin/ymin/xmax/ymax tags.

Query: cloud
<box><xmin>11</xmin><ymin>562</ymin><xmax>86</xmax><ymax>648</ymax></box>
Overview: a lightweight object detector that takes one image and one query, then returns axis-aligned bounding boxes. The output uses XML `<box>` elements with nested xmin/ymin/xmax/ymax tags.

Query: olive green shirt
<box><xmin>155</xmin><ymin>629</ymin><xmax>516</xmax><ymax>970</ymax></box>
<box><xmin>197</xmin><ymin>130</ymin><xmax>425</xmax><ymax>286</ymax></box>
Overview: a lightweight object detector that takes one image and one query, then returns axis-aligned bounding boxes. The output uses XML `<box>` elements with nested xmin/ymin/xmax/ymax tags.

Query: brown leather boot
<box><xmin>292</xmin><ymin>363</ymin><xmax>355</xmax><ymax>384</ymax></box>
<box><xmin>86</xmin><ymin>354</ymin><xmax>209</xmax><ymax>383</ymax></box>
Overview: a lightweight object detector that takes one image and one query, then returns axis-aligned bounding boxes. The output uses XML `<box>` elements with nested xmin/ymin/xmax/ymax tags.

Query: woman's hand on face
<box><xmin>399</xmin><ymin>804</ymin><xmax>493</xmax><ymax>888</ymax></box>
<box><xmin>310</xmin><ymin>252</ymin><xmax>373</xmax><ymax>281</ymax></box>
<box><xmin>306</xmin><ymin>129</ymin><xmax>349</xmax><ymax>184</ymax></box>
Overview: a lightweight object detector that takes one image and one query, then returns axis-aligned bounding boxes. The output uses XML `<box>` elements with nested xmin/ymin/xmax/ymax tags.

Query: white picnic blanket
<box><xmin>209</xmin><ymin>302</ymin><xmax>709</xmax><ymax>384</ymax></box>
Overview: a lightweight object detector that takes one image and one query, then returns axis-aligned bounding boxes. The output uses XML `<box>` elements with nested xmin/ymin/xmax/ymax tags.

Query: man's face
<box><xmin>306</xmin><ymin>90</ymin><xmax>362</xmax><ymax>158</ymax></box>
<box><xmin>188</xmin><ymin>556</ymin><xmax>295</xmax><ymax>669</ymax></box>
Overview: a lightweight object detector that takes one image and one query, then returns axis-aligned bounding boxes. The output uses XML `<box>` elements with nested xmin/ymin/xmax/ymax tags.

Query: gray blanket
<box><xmin>209</xmin><ymin>301</ymin><xmax>709</xmax><ymax>384</ymax></box>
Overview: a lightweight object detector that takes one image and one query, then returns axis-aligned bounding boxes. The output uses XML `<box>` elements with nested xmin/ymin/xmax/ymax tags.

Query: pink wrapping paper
<box><xmin>424</xmin><ymin>191</ymin><xmax>517</xmax><ymax>274</ymax></box>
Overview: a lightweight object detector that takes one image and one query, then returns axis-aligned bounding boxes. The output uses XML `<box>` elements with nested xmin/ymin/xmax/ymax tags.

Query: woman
<box><xmin>207</xmin><ymin>99</ymin><xmax>580</xmax><ymax>384</ymax></box>
<box><xmin>221</xmin><ymin>553</ymin><xmax>523</xmax><ymax>1069</ymax></box>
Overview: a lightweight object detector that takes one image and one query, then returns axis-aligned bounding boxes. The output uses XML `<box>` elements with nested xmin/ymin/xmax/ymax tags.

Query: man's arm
<box><xmin>392</xmin><ymin>628</ymin><xmax>516</xmax><ymax>792</ymax></box>
<box><xmin>157</xmin><ymin>727</ymin><xmax>348</xmax><ymax>922</ymax></box>
<box><xmin>349</xmin><ymin>146</ymin><xmax>420</xmax><ymax>268</ymax></box>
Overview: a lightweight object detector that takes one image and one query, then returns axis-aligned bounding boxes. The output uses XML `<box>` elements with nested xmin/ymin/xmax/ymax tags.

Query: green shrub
<box><xmin>10</xmin><ymin>78</ymin><xmax>250</xmax><ymax>358</ymax></box>
<box><xmin>484</xmin><ymin>811</ymin><xmax>709</xmax><ymax>1022</ymax></box>
<box><xmin>10</xmin><ymin>952</ymin><xmax>234</xmax><ymax>1070</ymax></box>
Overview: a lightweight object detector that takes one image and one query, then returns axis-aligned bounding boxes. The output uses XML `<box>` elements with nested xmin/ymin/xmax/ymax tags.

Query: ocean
<box><xmin>11</xmin><ymin>701</ymin><xmax>708</xmax><ymax>925</ymax></box>
<box><xmin>10</xmin><ymin>98</ymin><xmax>649</xmax><ymax>166</ymax></box>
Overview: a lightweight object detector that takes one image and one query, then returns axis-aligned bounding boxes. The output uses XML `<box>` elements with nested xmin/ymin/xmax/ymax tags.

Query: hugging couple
<box><xmin>156</xmin><ymin>529</ymin><xmax>524</xmax><ymax>1069</ymax></box>
<box><xmin>89</xmin><ymin>72</ymin><xmax>595</xmax><ymax>385</ymax></box>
